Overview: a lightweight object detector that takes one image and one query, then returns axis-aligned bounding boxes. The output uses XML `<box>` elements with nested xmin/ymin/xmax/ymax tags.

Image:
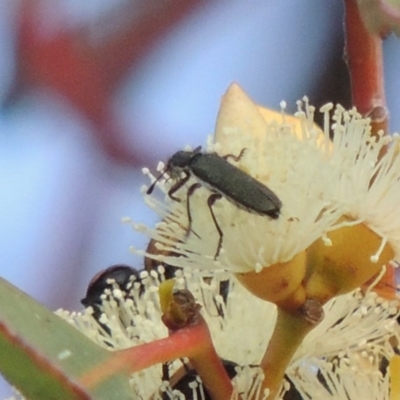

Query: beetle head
<box><xmin>167</xmin><ymin>150</ymin><xmax>197</xmax><ymax>178</ymax></box>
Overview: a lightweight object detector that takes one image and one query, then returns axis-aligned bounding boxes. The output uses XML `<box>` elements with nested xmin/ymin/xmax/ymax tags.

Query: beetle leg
<box><xmin>207</xmin><ymin>193</ymin><xmax>223</xmax><ymax>259</ymax></box>
<box><xmin>223</xmin><ymin>148</ymin><xmax>247</xmax><ymax>162</ymax></box>
<box><xmin>168</xmin><ymin>171</ymin><xmax>191</xmax><ymax>201</ymax></box>
<box><xmin>186</xmin><ymin>183</ymin><xmax>202</xmax><ymax>239</ymax></box>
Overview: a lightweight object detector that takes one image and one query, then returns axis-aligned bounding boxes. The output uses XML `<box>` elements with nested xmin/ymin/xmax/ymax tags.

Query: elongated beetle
<box><xmin>147</xmin><ymin>146</ymin><xmax>282</xmax><ymax>258</ymax></box>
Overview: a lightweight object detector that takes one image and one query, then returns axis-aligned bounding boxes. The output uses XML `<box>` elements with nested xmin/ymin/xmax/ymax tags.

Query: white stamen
<box><xmin>370</xmin><ymin>237</ymin><xmax>388</xmax><ymax>263</ymax></box>
<box><xmin>364</xmin><ymin>265</ymin><xmax>387</xmax><ymax>295</ymax></box>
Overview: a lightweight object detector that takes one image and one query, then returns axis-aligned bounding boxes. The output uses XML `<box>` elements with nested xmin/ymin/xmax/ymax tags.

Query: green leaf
<box><xmin>0</xmin><ymin>278</ymin><xmax>135</xmax><ymax>399</ymax></box>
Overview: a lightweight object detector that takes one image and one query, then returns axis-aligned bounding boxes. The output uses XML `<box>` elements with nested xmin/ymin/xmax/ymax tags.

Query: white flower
<box><xmin>129</xmin><ymin>88</ymin><xmax>400</xmax><ymax>280</ymax></box>
<box><xmin>288</xmin><ymin>358</ymin><xmax>390</xmax><ymax>400</ymax></box>
<box><xmin>58</xmin><ymin>269</ymin><xmax>400</xmax><ymax>399</ymax></box>
<box><xmin>56</xmin><ymin>84</ymin><xmax>400</xmax><ymax>399</ymax></box>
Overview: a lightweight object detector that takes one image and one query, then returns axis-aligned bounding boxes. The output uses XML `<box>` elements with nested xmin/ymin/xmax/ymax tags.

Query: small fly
<box><xmin>147</xmin><ymin>146</ymin><xmax>282</xmax><ymax>258</ymax></box>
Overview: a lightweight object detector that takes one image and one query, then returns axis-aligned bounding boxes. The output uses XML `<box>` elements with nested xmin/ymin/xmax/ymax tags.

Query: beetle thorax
<box><xmin>167</xmin><ymin>151</ymin><xmax>195</xmax><ymax>178</ymax></box>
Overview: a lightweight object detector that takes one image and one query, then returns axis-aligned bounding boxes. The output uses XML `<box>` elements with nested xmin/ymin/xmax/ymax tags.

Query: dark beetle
<box><xmin>81</xmin><ymin>264</ymin><xmax>141</xmax><ymax>309</ymax></box>
<box><xmin>81</xmin><ymin>264</ymin><xmax>142</xmax><ymax>339</ymax></box>
<box><xmin>147</xmin><ymin>146</ymin><xmax>282</xmax><ymax>258</ymax></box>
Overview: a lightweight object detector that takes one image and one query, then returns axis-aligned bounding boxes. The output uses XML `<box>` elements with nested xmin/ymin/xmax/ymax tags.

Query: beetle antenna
<box><xmin>193</xmin><ymin>145</ymin><xmax>202</xmax><ymax>153</ymax></box>
<box><xmin>147</xmin><ymin>170</ymin><xmax>167</xmax><ymax>195</ymax></box>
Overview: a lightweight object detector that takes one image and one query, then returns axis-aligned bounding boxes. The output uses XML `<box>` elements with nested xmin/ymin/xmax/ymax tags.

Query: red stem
<box><xmin>344</xmin><ymin>0</ymin><xmax>396</xmax><ymax>292</ymax></box>
<box><xmin>189</xmin><ymin>339</ymin><xmax>234</xmax><ymax>400</ymax></box>
<box><xmin>343</xmin><ymin>0</ymin><xmax>388</xmax><ymax>135</ymax></box>
<box><xmin>79</xmin><ymin>319</ymin><xmax>233</xmax><ymax>399</ymax></box>
<box><xmin>79</xmin><ymin>323</ymin><xmax>206</xmax><ymax>388</ymax></box>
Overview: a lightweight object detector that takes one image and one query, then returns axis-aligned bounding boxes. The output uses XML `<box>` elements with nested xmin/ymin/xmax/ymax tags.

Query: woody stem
<box><xmin>343</xmin><ymin>0</ymin><xmax>388</xmax><ymax>136</ymax></box>
<box><xmin>259</xmin><ymin>308</ymin><xmax>314</xmax><ymax>400</ymax></box>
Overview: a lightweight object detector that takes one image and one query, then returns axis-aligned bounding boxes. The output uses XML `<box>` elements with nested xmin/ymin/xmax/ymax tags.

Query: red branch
<box><xmin>79</xmin><ymin>319</ymin><xmax>233</xmax><ymax>399</ymax></box>
<box><xmin>344</xmin><ymin>0</ymin><xmax>396</xmax><ymax>293</ymax></box>
<box><xmin>344</xmin><ymin>0</ymin><xmax>388</xmax><ymax>135</ymax></box>
<box><xmin>10</xmin><ymin>0</ymin><xmax>202</xmax><ymax>166</ymax></box>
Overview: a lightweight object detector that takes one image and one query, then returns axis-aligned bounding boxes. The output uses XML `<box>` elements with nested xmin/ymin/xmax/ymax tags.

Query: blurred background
<box><xmin>0</xmin><ymin>0</ymin><xmax>399</xmax><ymax>397</ymax></box>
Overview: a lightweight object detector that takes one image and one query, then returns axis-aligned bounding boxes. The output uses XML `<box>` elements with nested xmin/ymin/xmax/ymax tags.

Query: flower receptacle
<box><xmin>235</xmin><ymin>251</ymin><xmax>307</xmax><ymax>313</ymax></box>
<box><xmin>304</xmin><ymin>220</ymin><xmax>394</xmax><ymax>304</ymax></box>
